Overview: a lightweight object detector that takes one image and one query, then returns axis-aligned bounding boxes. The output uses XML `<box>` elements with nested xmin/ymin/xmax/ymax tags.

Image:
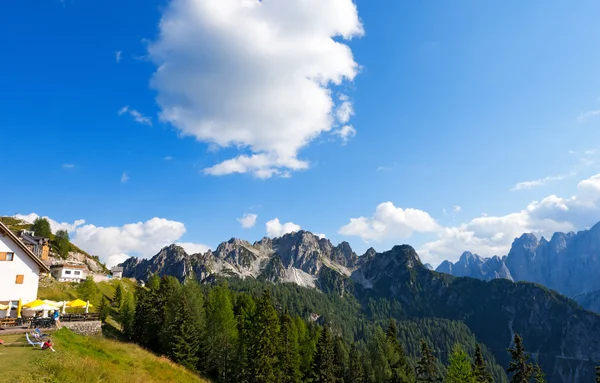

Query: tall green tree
<box><xmin>472</xmin><ymin>344</ymin><xmax>493</xmax><ymax>383</ymax></box>
<box><xmin>31</xmin><ymin>217</ymin><xmax>52</xmax><ymax>238</ymax></box>
<box><xmin>386</xmin><ymin>319</ymin><xmax>414</xmax><ymax>383</ymax></box>
<box><xmin>446</xmin><ymin>344</ymin><xmax>475</xmax><ymax>383</ymax></box>
<box><xmin>311</xmin><ymin>323</ymin><xmax>336</xmax><ymax>383</ymax></box>
<box><xmin>279</xmin><ymin>309</ymin><xmax>302</xmax><ymax>383</ymax></box>
<box><xmin>249</xmin><ymin>289</ymin><xmax>281</xmax><ymax>383</ymax></box>
<box><xmin>119</xmin><ymin>290</ymin><xmax>136</xmax><ymax>339</ymax></box>
<box><xmin>132</xmin><ymin>275</ymin><xmax>163</xmax><ymax>351</ymax></box>
<box><xmin>415</xmin><ymin>340</ymin><xmax>441</xmax><ymax>383</ymax></box>
<box><xmin>346</xmin><ymin>343</ymin><xmax>365</xmax><ymax>383</ymax></box>
<box><xmin>234</xmin><ymin>293</ymin><xmax>257</xmax><ymax>383</ymax></box>
<box><xmin>113</xmin><ymin>283</ymin><xmax>124</xmax><ymax>307</ymax></box>
<box><xmin>333</xmin><ymin>336</ymin><xmax>349</xmax><ymax>383</ymax></box>
<box><xmin>98</xmin><ymin>296</ymin><xmax>110</xmax><ymax>322</ymax></box>
<box><xmin>506</xmin><ymin>334</ymin><xmax>544</xmax><ymax>383</ymax></box>
<box><xmin>203</xmin><ymin>284</ymin><xmax>238</xmax><ymax>382</ymax></box>
<box><xmin>54</xmin><ymin>229</ymin><xmax>70</xmax><ymax>258</ymax></box>
<box><xmin>595</xmin><ymin>365</ymin><xmax>600</xmax><ymax>383</ymax></box>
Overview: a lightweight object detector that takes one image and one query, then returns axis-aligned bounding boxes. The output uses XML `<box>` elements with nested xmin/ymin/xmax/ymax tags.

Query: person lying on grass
<box><xmin>41</xmin><ymin>339</ymin><xmax>56</xmax><ymax>352</ymax></box>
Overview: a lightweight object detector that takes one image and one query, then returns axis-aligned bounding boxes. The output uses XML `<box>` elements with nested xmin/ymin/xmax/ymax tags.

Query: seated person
<box><xmin>42</xmin><ymin>339</ymin><xmax>55</xmax><ymax>352</ymax></box>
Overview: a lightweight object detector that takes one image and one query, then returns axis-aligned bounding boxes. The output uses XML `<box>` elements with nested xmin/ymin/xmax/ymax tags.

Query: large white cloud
<box><xmin>14</xmin><ymin>214</ymin><xmax>210</xmax><ymax>268</ymax></box>
<box><xmin>266</xmin><ymin>218</ymin><xmax>301</xmax><ymax>237</ymax></box>
<box><xmin>339</xmin><ymin>202</ymin><xmax>440</xmax><ymax>242</ymax></box>
<box><xmin>14</xmin><ymin>213</ymin><xmax>86</xmax><ymax>234</ymax></box>
<box><xmin>148</xmin><ymin>0</ymin><xmax>363</xmax><ymax>178</ymax></box>
<box><xmin>340</xmin><ymin>173</ymin><xmax>600</xmax><ymax>266</ymax></box>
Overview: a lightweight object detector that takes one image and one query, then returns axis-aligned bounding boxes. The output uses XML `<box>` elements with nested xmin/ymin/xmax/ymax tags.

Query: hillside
<box><xmin>0</xmin><ymin>216</ymin><xmax>107</xmax><ymax>273</ymax></box>
<box><xmin>0</xmin><ymin>329</ymin><xmax>209</xmax><ymax>383</ymax></box>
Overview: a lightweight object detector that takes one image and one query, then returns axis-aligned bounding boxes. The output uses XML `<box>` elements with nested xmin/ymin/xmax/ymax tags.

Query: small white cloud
<box><xmin>118</xmin><ymin>106</ymin><xmax>152</xmax><ymax>126</ymax></box>
<box><xmin>334</xmin><ymin>125</ymin><xmax>357</xmax><ymax>144</ymax></box>
<box><xmin>511</xmin><ymin>174</ymin><xmax>567</xmax><ymax>191</ymax></box>
<box><xmin>568</xmin><ymin>150</ymin><xmax>577</xmax><ymax>155</ymax></box>
<box><xmin>266</xmin><ymin>218</ymin><xmax>301</xmax><ymax>238</ymax></box>
<box><xmin>578</xmin><ymin>109</ymin><xmax>600</xmax><ymax>122</ymax></box>
<box><xmin>237</xmin><ymin>213</ymin><xmax>258</xmax><ymax>229</ymax></box>
<box><xmin>339</xmin><ymin>202</ymin><xmax>440</xmax><ymax>242</ymax></box>
<box><xmin>176</xmin><ymin>242</ymin><xmax>211</xmax><ymax>255</ymax></box>
<box><xmin>116</xmin><ymin>50</ymin><xmax>122</xmax><ymax>63</ymax></box>
<box><xmin>336</xmin><ymin>100</ymin><xmax>354</xmax><ymax>124</ymax></box>
<box><xmin>453</xmin><ymin>205</ymin><xmax>462</xmax><ymax>213</ymax></box>
<box><xmin>62</xmin><ymin>163</ymin><xmax>75</xmax><ymax>170</ymax></box>
<box><xmin>584</xmin><ymin>149</ymin><xmax>597</xmax><ymax>155</ymax></box>
<box><xmin>315</xmin><ymin>233</ymin><xmax>327</xmax><ymax>239</ymax></box>
<box><xmin>164</xmin><ymin>156</ymin><xmax>173</xmax><ymax>161</ymax></box>
<box><xmin>376</xmin><ymin>166</ymin><xmax>392</xmax><ymax>172</ymax></box>
<box><xmin>121</xmin><ymin>172</ymin><xmax>129</xmax><ymax>183</ymax></box>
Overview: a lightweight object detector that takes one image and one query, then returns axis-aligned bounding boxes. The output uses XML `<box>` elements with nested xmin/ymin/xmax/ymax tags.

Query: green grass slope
<box><xmin>0</xmin><ymin>329</ymin><xmax>209</xmax><ymax>383</ymax></box>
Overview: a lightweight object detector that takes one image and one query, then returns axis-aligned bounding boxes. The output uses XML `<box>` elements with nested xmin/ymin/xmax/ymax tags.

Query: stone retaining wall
<box><xmin>61</xmin><ymin>321</ymin><xmax>102</xmax><ymax>336</ymax></box>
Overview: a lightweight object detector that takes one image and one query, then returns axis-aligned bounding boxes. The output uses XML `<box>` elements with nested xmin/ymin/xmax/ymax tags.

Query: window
<box><xmin>64</xmin><ymin>270</ymin><xmax>72</xmax><ymax>275</ymax></box>
<box><xmin>0</xmin><ymin>252</ymin><xmax>14</xmax><ymax>261</ymax></box>
<box><xmin>74</xmin><ymin>271</ymin><xmax>81</xmax><ymax>275</ymax></box>
<box><xmin>15</xmin><ymin>275</ymin><xmax>24</xmax><ymax>284</ymax></box>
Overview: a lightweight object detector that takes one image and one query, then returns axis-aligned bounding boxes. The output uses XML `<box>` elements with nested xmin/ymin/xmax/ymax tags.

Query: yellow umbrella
<box><xmin>43</xmin><ymin>300</ymin><xmax>63</xmax><ymax>308</ymax></box>
<box><xmin>67</xmin><ymin>299</ymin><xmax>93</xmax><ymax>308</ymax></box>
<box><xmin>17</xmin><ymin>299</ymin><xmax>22</xmax><ymax>318</ymax></box>
<box><xmin>23</xmin><ymin>299</ymin><xmax>47</xmax><ymax>309</ymax></box>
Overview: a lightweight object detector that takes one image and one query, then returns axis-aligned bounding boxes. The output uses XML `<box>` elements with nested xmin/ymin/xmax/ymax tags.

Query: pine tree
<box><xmin>346</xmin><ymin>343</ymin><xmax>365</xmax><ymax>383</ymax></box>
<box><xmin>596</xmin><ymin>365</ymin><xmax>600</xmax><ymax>383</ymax></box>
<box><xmin>446</xmin><ymin>343</ymin><xmax>475</xmax><ymax>383</ymax></box>
<box><xmin>311</xmin><ymin>323</ymin><xmax>336</xmax><ymax>383</ymax></box>
<box><xmin>31</xmin><ymin>217</ymin><xmax>52</xmax><ymax>238</ymax></box>
<box><xmin>165</xmin><ymin>279</ymin><xmax>204</xmax><ymax>372</ymax></box>
<box><xmin>386</xmin><ymin>320</ymin><xmax>414</xmax><ymax>383</ymax></box>
<box><xmin>203</xmin><ymin>284</ymin><xmax>238</xmax><ymax>382</ymax></box>
<box><xmin>472</xmin><ymin>344</ymin><xmax>493</xmax><ymax>383</ymax></box>
<box><xmin>119</xmin><ymin>291</ymin><xmax>136</xmax><ymax>339</ymax></box>
<box><xmin>416</xmin><ymin>340</ymin><xmax>441</xmax><ymax>383</ymax></box>
<box><xmin>249</xmin><ymin>289</ymin><xmax>281</xmax><ymax>383</ymax></box>
<box><xmin>78</xmin><ymin>276</ymin><xmax>99</xmax><ymax>304</ymax></box>
<box><xmin>279</xmin><ymin>309</ymin><xmax>302</xmax><ymax>383</ymax></box>
<box><xmin>234</xmin><ymin>293</ymin><xmax>256</xmax><ymax>383</ymax></box>
<box><xmin>506</xmin><ymin>334</ymin><xmax>543</xmax><ymax>383</ymax></box>
<box><xmin>333</xmin><ymin>336</ymin><xmax>348</xmax><ymax>383</ymax></box>
<box><xmin>99</xmin><ymin>296</ymin><xmax>109</xmax><ymax>322</ymax></box>
<box><xmin>113</xmin><ymin>283</ymin><xmax>124</xmax><ymax>307</ymax></box>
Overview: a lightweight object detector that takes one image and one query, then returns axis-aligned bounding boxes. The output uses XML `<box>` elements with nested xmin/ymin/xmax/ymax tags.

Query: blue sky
<box><xmin>3</xmin><ymin>0</ymin><xmax>600</xmax><ymax>267</ymax></box>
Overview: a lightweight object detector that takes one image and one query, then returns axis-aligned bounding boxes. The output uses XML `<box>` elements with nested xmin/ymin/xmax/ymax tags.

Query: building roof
<box><xmin>50</xmin><ymin>263</ymin><xmax>88</xmax><ymax>270</ymax></box>
<box><xmin>111</xmin><ymin>266</ymin><xmax>123</xmax><ymax>272</ymax></box>
<box><xmin>0</xmin><ymin>221</ymin><xmax>50</xmax><ymax>273</ymax></box>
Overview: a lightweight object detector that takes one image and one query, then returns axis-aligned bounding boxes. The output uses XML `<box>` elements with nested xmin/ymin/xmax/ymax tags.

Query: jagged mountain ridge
<box><xmin>121</xmin><ymin>231</ymin><xmax>368</xmax><ymax>288</ymax></box>
<box><xmin>435</xmin><ymin>221</ymin><xmax>600</xmax><ymax>299</ymax></box>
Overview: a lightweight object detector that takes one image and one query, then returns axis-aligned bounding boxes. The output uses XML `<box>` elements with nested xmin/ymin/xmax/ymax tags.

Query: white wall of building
<box><xmin>0</xmin><ymin>235</ymin><xmax>40</xmax><ymax>304</ymax></box>
<box><xmin>51</xmin><ymin>267</ymin><xmax>87</xmax><ymax>282</ymax></box>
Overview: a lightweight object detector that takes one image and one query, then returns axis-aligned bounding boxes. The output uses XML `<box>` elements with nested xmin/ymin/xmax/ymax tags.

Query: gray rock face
<box><xmin>121</xmin><ymin>231</ymin><xmax>358</xmax><ymax>287</ymax></box>
<box><xmin>435</xmin><ymin>252</ymin><xmax>513</xmax><ymax>281</ymax></box>
<box><xmin>436</xmin><ymin>221</ymin><xmax>600</xmax><ymax>299</ymax></box>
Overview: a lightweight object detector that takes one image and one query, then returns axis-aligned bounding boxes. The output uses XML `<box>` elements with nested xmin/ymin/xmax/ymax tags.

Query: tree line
<box><xmin>113</xmin><ymin>275</ymin><xmax>572</xmax><ymax>383</ymax></box>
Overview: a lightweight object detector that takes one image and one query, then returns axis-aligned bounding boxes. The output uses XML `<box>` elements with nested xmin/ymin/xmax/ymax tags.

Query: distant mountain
<box><xmin>574</xmin><ymin>290</ymin><xmax>600</xmax><ymax>313</ymax></box>
<box><xmin>436</xmin><ymin>221</ymin><xmax>600</xmax><ymax>299</ymax></box>
<box><xmin>122</xmin><ymin>231</ymin><xmax>600</xmax><ymax>382</ymax></box>
<box><xmin>436</xmin><ymin>251</ymin><xmax>513</xmax><ymax>281</ymax></box>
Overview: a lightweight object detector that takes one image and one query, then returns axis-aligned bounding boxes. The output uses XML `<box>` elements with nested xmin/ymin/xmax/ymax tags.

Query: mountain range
<box><xmin>121</xmin><ymin>230</ymin><xmax>600</xmax><ymax>383</ymax></box>
<box><xmin>435</xmin><ymin>221</ymin><xmax>600</xmax><ymax>312</ymax></box>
